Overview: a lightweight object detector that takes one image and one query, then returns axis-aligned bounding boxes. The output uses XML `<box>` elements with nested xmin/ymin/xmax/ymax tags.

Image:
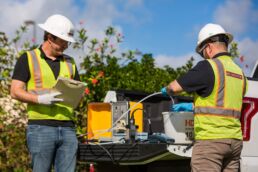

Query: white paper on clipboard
<box><xmin>52</xmin><ymin>77</ymin><xmax>87</xmax><ymax>108</ymax></box>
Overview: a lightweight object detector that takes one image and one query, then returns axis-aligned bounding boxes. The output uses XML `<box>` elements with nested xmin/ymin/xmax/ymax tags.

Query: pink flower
<box><xmin>240</xmin><ymin>56</ymin><xmax>244</xmax><ymax>63</ymax></box>
<box><xmin>79</xmin><ymin>20</ymin><xmax>84</xmax><ymax>25</ymax></box>
<box><xmin>31</xmin><ymin>37</ymin><xmax>36</xmax><ymax>43</ymax></box>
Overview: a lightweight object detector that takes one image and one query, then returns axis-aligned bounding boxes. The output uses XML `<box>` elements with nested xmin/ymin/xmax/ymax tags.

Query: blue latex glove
<box><xmin>171</xmin><ymin>103</ymin><xmax>193</xmax><ymax>112</ymax></box>
<box><xmin>161</xmin><ymin>87</ymin><xmax>168</xmax><ymax>96</ymax></box>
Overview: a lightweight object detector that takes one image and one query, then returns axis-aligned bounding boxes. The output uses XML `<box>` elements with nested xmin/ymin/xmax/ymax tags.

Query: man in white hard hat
<box><xmin>11</xmin><ymin>14</ymin><xmax>80</xmax><ymax>171</ymax></box>
<box><xmin>161</xmin><ymin>23</ymin><xmax>247</xmax><ymax>172</ymax></box>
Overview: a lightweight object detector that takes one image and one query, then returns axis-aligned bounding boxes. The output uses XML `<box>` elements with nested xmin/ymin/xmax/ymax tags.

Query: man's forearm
<box><xmin>167</xmin><ymin>80</ymin><xmax>183</xmax><ymax>93</ymax></box>
<box><xmin>10</xmin><ymin>80</ymin><xmax>38</xmax><ymax>104</ymax></box>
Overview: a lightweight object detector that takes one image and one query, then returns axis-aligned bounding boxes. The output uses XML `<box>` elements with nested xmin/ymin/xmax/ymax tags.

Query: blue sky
<box><xmin>1</xmin><ymin>0</ymin><xmax>258</xmax><ymax>76</ymax></box>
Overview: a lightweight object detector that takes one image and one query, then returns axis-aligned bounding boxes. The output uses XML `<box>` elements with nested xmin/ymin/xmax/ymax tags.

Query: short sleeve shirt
<box><xmin>177</xmin><ymin>52</ymin><xmax>231</xmax><ymax>97</ymax></box>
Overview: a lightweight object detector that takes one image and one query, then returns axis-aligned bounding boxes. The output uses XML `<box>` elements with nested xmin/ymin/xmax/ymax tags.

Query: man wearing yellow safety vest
<box><xmin>161</xmin><ymin>23</ymin><xmax>247</xmax><ymax>172</ymax></box>
<box><xmin>11</xmin><ymin>14</ymin><xmax>80</xmax><ymax>172</ymax></box>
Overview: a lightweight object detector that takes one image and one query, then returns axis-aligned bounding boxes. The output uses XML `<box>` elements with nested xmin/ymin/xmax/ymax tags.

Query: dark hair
<box><xmin>198</xmin><ymin>34</ymin><xmax>229</xmax><ymax>57</ymax></box>
<box><xmin>43</xmin><ymin>31</ymin><xmax>57</xmax><ymax>41</ymax></box>
<box><xmin>199</xmin><ymin>34</ymin><xmax>229</xmax><ymax>50</ymax></box>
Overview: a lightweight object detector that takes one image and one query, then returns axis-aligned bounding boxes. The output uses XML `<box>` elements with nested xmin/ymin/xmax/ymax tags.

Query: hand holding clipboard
<box><xmin>53</xmin><ymin>77</ymin><xmax>87</xmax><ymax>108</ymax></box>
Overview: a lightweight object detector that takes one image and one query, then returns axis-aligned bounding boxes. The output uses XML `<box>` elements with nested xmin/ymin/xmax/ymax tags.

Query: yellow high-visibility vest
<box><xmin>26</xmin><ymin>48</ymin><xmax>76</xmax><ymax>121</ymax></box>
<box><xmin>194</xmin><ymin>55</ymin><xmax>247</xmax><ymax>140</ymax></box>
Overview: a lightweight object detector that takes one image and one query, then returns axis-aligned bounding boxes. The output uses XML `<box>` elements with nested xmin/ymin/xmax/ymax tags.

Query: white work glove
<box><xmin>37</xmin><ymin>92</ymin><xmax>63</xmax><ymax>105</ymax></box>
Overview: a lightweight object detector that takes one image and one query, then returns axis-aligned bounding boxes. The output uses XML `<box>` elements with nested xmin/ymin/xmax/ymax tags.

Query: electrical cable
<box><xmin>111</xmin><ymin>92</ymin><xmax>162</xmax><ymax>132</ymax></box>
<box><xmin>88</xmin><ymin>140</ymin><xmax>125</xmax><ymax>145</ymax></box>
<box><xmin>88</xmin><ymin>141</ymin><xmax>140</xmax><ymax>165</ymax></box>
<box><xmin>89</xmin><ymin>142</ymin><xmax>117</xmax><ymax>165</ymax></box>
<box><xmin>85</xmin><ymin>92</ymin><xmax>175</xmax><ymax>140</ymax></box>
<box><xmin>81</xmin><ymin>92</ymin><xmax>176</xmax><ymax>164</ymax></box>
<box><xmin>77</xmin><ymin>129</ymin><xmax>111</xmax><ymax>138</ymax></box>
<box><xmin>169</xmin><ymin>95</ymin><xmax>175</xmax><ymax>105</ymax></box>
<box><xmin>91</xmin><ymin>91</ymin><xmax>163</xmax><ymax>139</ymax></box>
<box><xmin>116</xmin><ymin>142</ymin><xmax>139</xmax><ymax>162</ymax></box>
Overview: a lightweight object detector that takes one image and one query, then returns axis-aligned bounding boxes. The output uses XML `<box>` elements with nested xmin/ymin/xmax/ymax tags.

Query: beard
<box><xmin>50</xmin><ymin>44</ymin><xmax>67</xmax><ymax>56</ymax></box>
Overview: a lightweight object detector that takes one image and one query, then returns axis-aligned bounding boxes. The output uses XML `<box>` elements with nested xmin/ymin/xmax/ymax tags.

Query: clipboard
<box><xmin>53</xmin><ymin>77</ymin><xmax>87</xmax><ymax>108</ymax></box>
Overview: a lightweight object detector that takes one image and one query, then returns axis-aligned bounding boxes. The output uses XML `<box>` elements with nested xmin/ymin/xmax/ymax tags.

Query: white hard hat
<box><xmin>38</xmin><ymin>14</ymin><xmax>75</xmax><ymax>43</ymax></box>
<box><xmin>196</xmin><ymin>23</ymin><xmax>233</xmax><ymax>53</ymax></box>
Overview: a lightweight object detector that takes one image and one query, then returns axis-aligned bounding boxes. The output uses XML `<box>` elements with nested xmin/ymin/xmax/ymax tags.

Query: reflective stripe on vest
<box><xmin>194</xmin><ymin>55</ymin><xmax>246</xmax><ymax>140</ymax></box>
<box><xmin>194</xmin><ymin>107</ymin><xmax>241</xmax><ymax>118</ymax></box>
<box><xmin>26</xmin><ymin>48</ymin><xmax>76</xmax><ymax>121</ymax></box>
<box><xmin>194</xmin><ymin>58</ymin><xmax>241</xmax><ymax>119</ymax></box>
<box><xmin>27</xmin><ymin>50</ymin><xmax>74</xmax><ymax>93</ymax></box>
<box><xmin>28</xmin><ymin>50</ymin><xmax>43</xmax><ymax>88</ymax></box>
<box><xmin>214</xmin><ymin>58</ymin><xmax>224</xmax><ymax>107</ymax></box>
<box><xmin>64</xmin><ymin>57</ymin><xmax>73</xmax><ymax>78</ymax></box>
<box><xmin>242</xmin><ymin>72</ymin><xmax>247</xmax><ymax>97</ymax></box>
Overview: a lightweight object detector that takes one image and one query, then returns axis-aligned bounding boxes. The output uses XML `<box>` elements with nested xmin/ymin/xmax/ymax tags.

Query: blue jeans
<box><xmin>26</xmin><ymin>125</ymin><xmax>78</xmax><ymax>172</ymax></box>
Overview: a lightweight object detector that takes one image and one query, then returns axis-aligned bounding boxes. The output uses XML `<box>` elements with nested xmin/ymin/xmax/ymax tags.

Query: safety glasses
<box><xmin>198</xmin><ymin>44</ymin><xmax>208</xmax><ymax>57</ymax></box>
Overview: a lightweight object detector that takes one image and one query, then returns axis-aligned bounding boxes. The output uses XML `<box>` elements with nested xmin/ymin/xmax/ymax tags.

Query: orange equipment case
<box><xmin>87</xmin><ymin>101</ymin><xmax>143</xmax><ymax>140</ymax></box>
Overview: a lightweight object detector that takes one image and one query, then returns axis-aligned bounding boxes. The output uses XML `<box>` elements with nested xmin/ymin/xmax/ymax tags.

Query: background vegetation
<box><xmin>0</xmin><ymin>24</ymin><xmax>238</xmax><ymax>171</ymax></box>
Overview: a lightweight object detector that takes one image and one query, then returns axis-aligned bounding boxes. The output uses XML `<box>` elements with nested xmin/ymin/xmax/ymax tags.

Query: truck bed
<box><xmin>78</xmin><ymin>142</ymin><xmax>191</xmax><ymax>172</ymax></box>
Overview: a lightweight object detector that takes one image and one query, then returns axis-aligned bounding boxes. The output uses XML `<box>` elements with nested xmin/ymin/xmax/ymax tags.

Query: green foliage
<box><xmin>0</xmin><ymin>32</ymin><xmax>16</xmax><ymax>79</ymax></box>
<box><xmin>0</xmin><ymin>80</ymin><xmax>29</xmax><ymax>170</ymax></box>
<box><xmin>229</xmin><ymin>42</ymin><xmax>240</xmax><ymax>59</ymax></box>
<box><xmin>0</xmin><ymin>98</ymin><xmax>29</xmax><ymax>172</ymax></box>
<box><xmin>0</xmin><ymin>24</ymin><xmax>196</xmax><ymax>171</ymax></box>
<box><xmin>77</xmin><ymin>26</ymin><xmax>194</xmax><ymax>100</ymax></box>
<box><xmin>0</xmin><ymin>26</ymin><xmax>36</xmax><ymax>172</ymax></box>
<box><xmin>73</xmin><ymin>26</ymin><xmax>195</xmax><ymax>138</ymax></box>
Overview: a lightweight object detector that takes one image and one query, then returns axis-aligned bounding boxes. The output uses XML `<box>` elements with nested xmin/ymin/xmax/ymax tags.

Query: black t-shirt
<box><xmin>12</xmin><ymin>47</ymin><xmax>80</xmax><ymax>82</ymax></box>
<box><xmin>177</xmin><ymin>52</ymin><xmax>231</xmax><ymax>97</ymax></box>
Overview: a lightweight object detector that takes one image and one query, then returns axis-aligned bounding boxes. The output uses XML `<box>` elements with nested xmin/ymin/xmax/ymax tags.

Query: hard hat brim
<box><xmin>38</xmin><ymin>23</ymin><xmax>75</xmax><ymax>43</ymax></box>
<box><xmin>195</xmin><ymin>33</ymin><xmax>233</xmax><ymax>53</ymax></box>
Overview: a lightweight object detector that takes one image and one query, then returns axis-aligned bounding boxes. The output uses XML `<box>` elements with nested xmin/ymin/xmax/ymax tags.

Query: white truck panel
<box><xmin>241</xmin><ymin>113</ymin><xmax>258</xmax><ymax>156</ymax></box>
<box><xmin>245</xmin><ymin>80</ymin><xmax>258</xmax><ymax>98</ymax></box>
<box><xmin>241</xmin><ymin>157</ymin><xmax>258</xmax><ymax>172</ymax></box>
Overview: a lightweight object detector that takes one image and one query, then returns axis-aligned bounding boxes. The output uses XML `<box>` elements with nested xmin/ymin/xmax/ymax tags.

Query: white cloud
<box><xmin>80</xmin><ymin>0</ymin><xmax>119</xmax><ymax>39</ymax></box>
<box><xmin>0</xmin><ymin>0</ymin><xmax>78</xmax><ymax>36</ymax></box>
<box><xmin>0</xmin><ymin>0</ymin><xmax>83</xmax><ymax>66</ymax></box>
<box><xmin>213</xmin><ymin>0</ymin><xmax>258</xmax><ymax>77</ymax></box>
<box><xmin>238</xmin><ymin>39</ymin><xmax>258</xmax><ymax>61</ymax></box>
<box><xmin>236</xmin><ymin>38</ymin><xmax>258</xmax><ymax>76</ymax></box>
<box><xmin>0</xmin><ymin>0</ymin><xmax>148</xmax><ymax>68</ymax></box>
<box><xmin>3</xmin><ymin>0</ymin><xmax>256</xmax><ymax>76</ymax></box>
<box><xmin>0</xmin><ymin>0</ymin><xmax>148</xmax><ymax>42</ymax></box>
<box><xmin>214</xmin><ymin>0</ymin><xmax>252</xmax><ymax>35</ymax></box>
<box><xmin>154</xmin><ymin>53</ymin><xmax>201</xmax><ymax>69</ymax></box>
